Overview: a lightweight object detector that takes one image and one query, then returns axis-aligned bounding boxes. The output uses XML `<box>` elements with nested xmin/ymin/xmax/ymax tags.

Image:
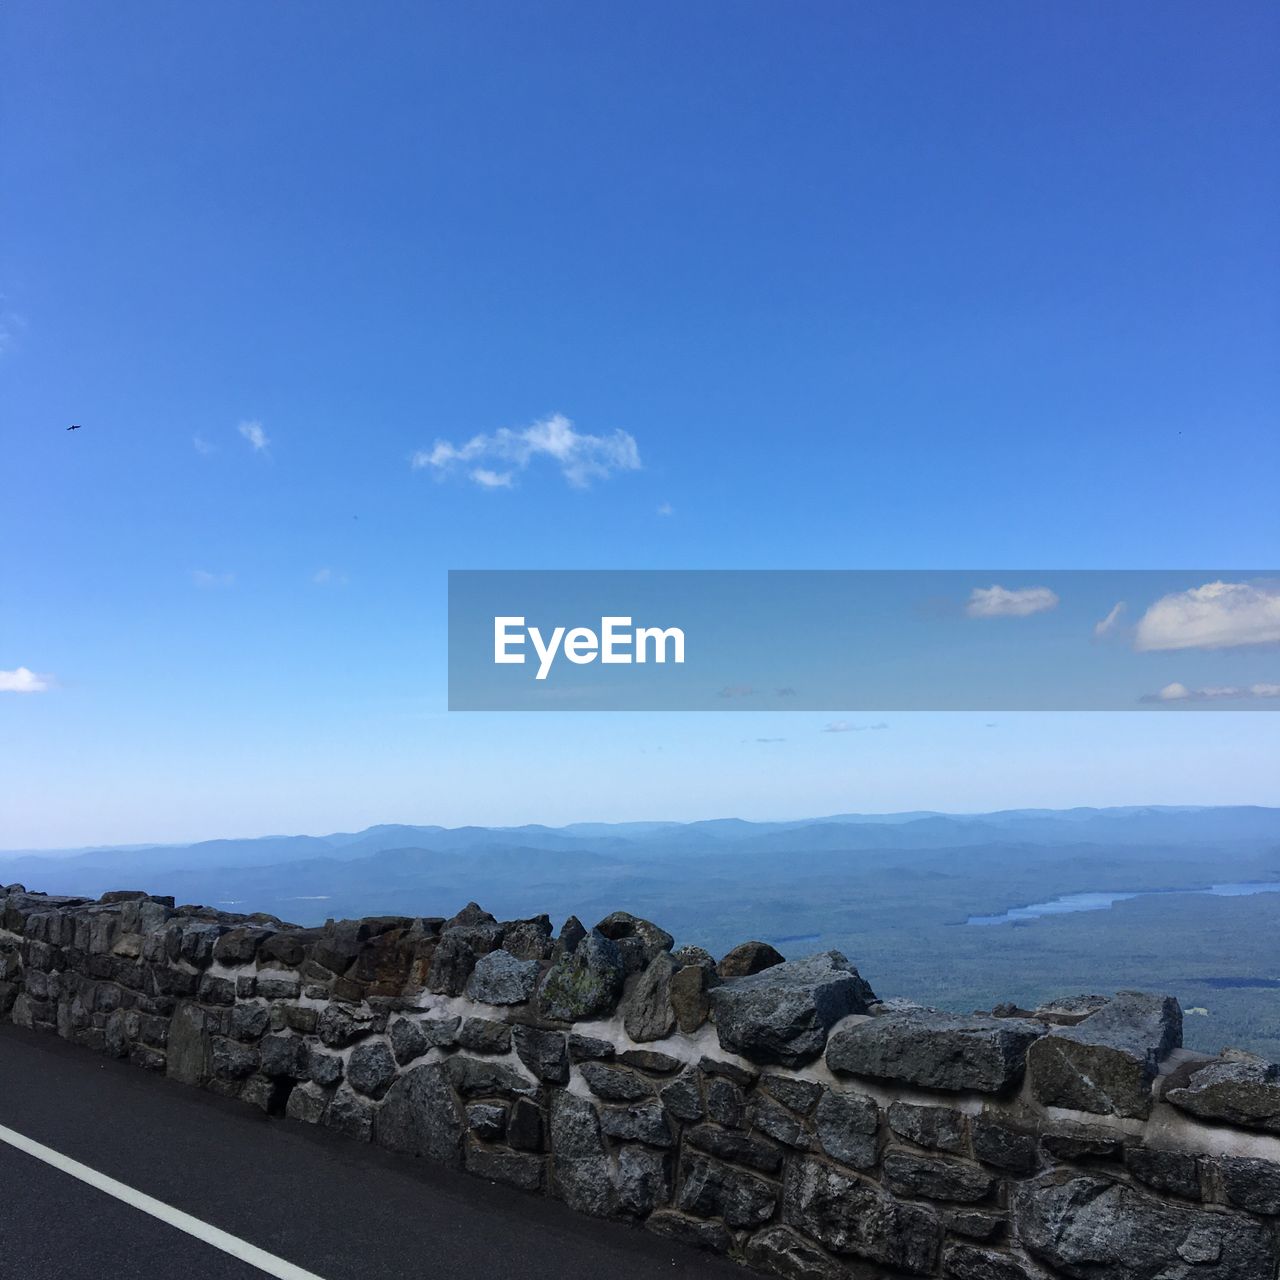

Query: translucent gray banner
<box><xmin>448</xmin><ymin>570</ymin><xmax>1280</xmax><ymax>711</ymax></box>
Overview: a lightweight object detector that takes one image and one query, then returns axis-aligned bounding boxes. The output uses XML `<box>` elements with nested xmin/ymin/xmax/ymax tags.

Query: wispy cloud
<box><xmin>238</xmin><ymin>420</ymin><xmax>270</xmax><ymax>453</ymax></box>
<box><xmin>412</xmin><ymin>413</ymin><xmax>641</xmax><ymax>489</ymax></box>
<box><xmin>1134</xmin><ymin>580</ymin><xmax>1280</xmax><ymax>652</ymax></box>
<box><xmin>1093</xmin><ymin>601</ymin><xmax>1126</xmax><ymax>639</ymax></box>
<box><xmin>0</xmin><ymin>666</ymin><xmax>52</xmax><ymax>693</ymax></box>
<box><xmin>1143</xmin><ymin>681</ymin><xmax>1280</xmax><ymax>703</ymax></box>
<box><xmin>657</xmin><ymin>501</ymin><xmax>674</xmax><ymax>517</ymax></box>
<box><xmin>822</xmin><ymin>720</ymin><xmax>889</xmax><ymax>733</ymax></box>
<box><xmin>191</xmin><ymin>569</ymin><xmax>235</xmax><ymax>588</ymax></box>
<box><xmin>717</xmin><ymin>684</ymin><xmax>757</xmax><ymax>699</ymax></box>
<box><xmin>966</xmin><ymin>585</ymin><xmax>1059</xmax><ymax>619</ymax></box>
<box><xmin>193</xmin><ymin>434</ymin><xmax>215</xmax><ymax>456</ymax></box>
<box><xmin>312</xmin><ymin>567</ymin><xmax>349</xmax><ymax>587</ymax></box>
<box><xmin>0</xmin><ymin>308</ymin><xmax>26</xmax><ymax>356</ymax></box>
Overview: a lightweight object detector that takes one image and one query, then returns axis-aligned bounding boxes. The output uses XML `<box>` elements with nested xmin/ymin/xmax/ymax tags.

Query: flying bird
<box><xmin>67</xmin><ymin>424</ymin><xmax>82</xmax><ymax>431</ymax></box>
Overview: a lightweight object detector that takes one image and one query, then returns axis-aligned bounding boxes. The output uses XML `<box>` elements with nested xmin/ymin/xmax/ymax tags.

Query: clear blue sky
<box><xmin>3</xmin><ymin>2</ymin><xmax>1277</xmax><ymax>846</ymax></box>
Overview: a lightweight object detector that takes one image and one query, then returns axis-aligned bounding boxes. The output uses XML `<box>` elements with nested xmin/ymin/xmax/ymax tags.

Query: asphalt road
<box><xmin>0</xmin><ymin>1024</ymin><xmax>747</xmax><ymax>1280</ymax></box>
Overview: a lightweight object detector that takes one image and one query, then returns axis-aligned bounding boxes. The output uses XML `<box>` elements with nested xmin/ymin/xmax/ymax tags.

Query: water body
<box><xmin>966</xmin><ymin>881</ymin><xmax>1280</xmax><ymax>926</ymax></box>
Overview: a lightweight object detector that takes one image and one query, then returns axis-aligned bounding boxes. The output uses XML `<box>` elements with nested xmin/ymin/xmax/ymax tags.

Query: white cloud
<box><xmin>965</xmin><ymin>585</ymin><xmax>1060</xmax><ymax>619</ymax></box>
<box><xmin>191</xmin><ymin>569</ymin><xmax>235</xmax><ymax>588</ymax></box>
<box><xmin>312</xmin><ymin>567</ymin><xmax>349</xmax><ymax>586</ymax></box>
<box><xmin>0</xmin><ymin>309</ymin><xmax>25</xmax><ymax>356</ymax></box>
<box><xmin>657</xmin><ymin>501</ymin><xmax>674</xmax><ymax>517</ymax></box>
<box><xmin>0</xmin><ymin>666</ymin><xmax>51</xmax><ymax>693</ymax></box>
<box><xmin>823</xmin><ymin>720</ymin><xmax>889</xmax><ymax>733</ymax></box>
<box><xmin>1134</xmin><ymin>580</ymin><xmax>1280</xmax><ymax>652</ymax></box>
<box><xmin>412</xmin><ymin>413</ymin><xmax>641</xmax><ymax>489</ymax></box>
<box><xmin>238</xmin><ymin>420</ymin><xmax>270</xmax><ymax>453</ymax></box>
<box><xmin>193</xmin><ymin>434</ymin><xmax>215</xmax><ymax>456</ymax></box>
<box><xmin>1094</xmin><ymin>601</ymin><xmax>1126</xmax><ymax>639</ymax></box>
<box><xmin>1143</xmin><ymin>681</ymin><xmax>1280</xmax><ymax>703</ymax></box>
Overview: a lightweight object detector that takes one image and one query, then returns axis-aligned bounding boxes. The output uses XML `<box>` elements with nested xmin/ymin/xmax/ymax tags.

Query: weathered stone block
<box><xmin>512</xmin><ymin>1024</ymin><xmax>569</xmax><ymax>1084</ymax></box>
<box><xmin>375</xmin><ymin>1063</ymin><xmax>462</xmax><ymax>1166</ymax></box>
<box><xmin>712</xmin><ymin>951</ymin><xmax>876</xmax><ymax>1068</ymax></box>
<box><xmin>827</xmin><ymin>1010</ymin><xmax>1043</xmax><ymax>1094</ymax></box>
<box><xmin>1165</xmin><ymin>1050</ymin><xmax>1280</xmax><ymax>1132</ymax></box>
<box><xmin>1027</xmin><ymin>991</ymin><xmax>1180</xmax><ymax>1120</ymax></box>
<box><xmin>814</xmin><ymin>1088</ymin><xmax>880</xmax><ymax>1170</ymax></box>
<box><xmin>464</xmin><ymin>949</ymin><xmax>540</xmax><ymax>1005</ymax></box>
<box><xmin>622</xmin><ymin>952</ymin><xmax>678</xmax><ymax>1043</ymax></box>
<box><xmin>883</xmin><ymin>1149</ymin><xmax>994</xmax><ymax>1203</ymax></box>
<box><xmin>888</xmin><ymin>1101</ymin><xmax>968</xmax><ymax>1154</ymax></box>
<box><xmin>536</xmin><ymin>929</ymin><xmax>625</xmax><ymax>1022</ymax></box>
<box><xmin>677</xmin><ymin>1153</ymin><xmax>778</xmax><ymax>1229</ymax></box>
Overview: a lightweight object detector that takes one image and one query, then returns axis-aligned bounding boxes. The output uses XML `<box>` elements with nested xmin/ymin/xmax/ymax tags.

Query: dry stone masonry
<box><xmin>3</xmin><ymin>884</ymin><xmax>1280</xmax><ymax>1279</ymax></box>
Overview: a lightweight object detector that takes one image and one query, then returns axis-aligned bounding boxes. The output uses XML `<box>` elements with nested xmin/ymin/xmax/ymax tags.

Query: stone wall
<box><xmin>3</xmin><ymin>883</ymin><xmax>1280</xmax><ymax>1279</ymax></box>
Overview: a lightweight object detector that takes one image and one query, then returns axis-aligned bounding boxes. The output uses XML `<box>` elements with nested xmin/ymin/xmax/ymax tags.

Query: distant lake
<box><xmin>966</xmin><ymin>881</ymin><xmax>1280</xmax><ymax>926</ymax></box>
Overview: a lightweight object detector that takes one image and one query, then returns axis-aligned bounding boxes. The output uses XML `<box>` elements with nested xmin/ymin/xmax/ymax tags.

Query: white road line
<box><xmin>0</xmin><ymin>1120</ymin><xmax>328</xmax><ymax>1280</ymax></box>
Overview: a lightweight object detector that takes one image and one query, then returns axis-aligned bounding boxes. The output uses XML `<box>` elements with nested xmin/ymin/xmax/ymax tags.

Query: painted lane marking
<box><xmin>0</xmin><ymin>1120</ymin><xmax>328</xmax><ymax>1280</ymax></box>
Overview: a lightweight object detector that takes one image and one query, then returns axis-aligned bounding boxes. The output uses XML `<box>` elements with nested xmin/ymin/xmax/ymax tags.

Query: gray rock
<box><xmin>943</xmin><ymin>1244</ymin><xmax>1040</xmax><ymax>1280</ymax></box>
<box><xmin>578</xmin><ymin>1060</ymin><xmax>654</xmax><ymax>1101</ymax></box>
<box><xmin>315</xmin><ymin>1003</ymin><xmax>384</xmax><ymax>1049</ymax></box>
<box><xmin>508</xmin><ymin>1097</ymin><xmax>543</xmax><ymax>1151</ymax></box>
<box><xmin>883</xmin><ymin>1149</ymin><xmax>994</xmax><ymax>1202</ymax></box>
<box><xmin>549</xmin><ymin>1092</ymin><xmax>613</xmax><ymax>1217</ymax></box>
<box><xmin>672</xmin><ymin>945</ymin><xmax>716</xmax><ymax>968</ymax></box>
<box><xmin>827</xmin><ymin>1009</ymin><xmax>1043</xmax><ymax>1094</ymax></box>
<box><xmin>229</xmin><ymin>1003</ymin><xmax>270</xmax><ymax>1042</ymax></box>
<box><xmin>285</xmin><ymin>1080</ymin><xmax>330</xmax><ymax>1125</ymax></box>
<box><xmin>888</xmin><ymin>1101</ymin><xmax>969</xmax><ymax>1154</ymax></box>
<box><xmin>1013</xmin><ymin>1171</ymin><xmax>1276</xmax><ymax>1280</ymax></box>
<box><xmin>166</xmin><ymin>1002</ymin><xmax>210</xmax><ymax>1086</ymax></box>
<box><xmin>1165</xmin><ymin>1050</ymin><xmax>1280</xmax><ymax>1132</ymax></box>
<box><xmin>646</xmin><ymin>1209</ymin><xmax>731</xmax><ymax>1254</ymax></box>
<box><xmin>670</xmin><ymin>962</ymin><xmax>715</xmax><ymax>1033</ymax></box>
<box><xmin>497</xmin><ymin>915</ymin><xmax>554</xmax><ymax>962</ymax></box>
<box><xmin>751</xmin><ymin>1095</ymin><xmax>810</xmax><ymax>1150</ymax></box>
<box><xmin>465</xmin><ymin>1100</ymin><xmax>504</xmax><ymax>1141</ymax></box>
<box><xmin>536</xmin><ymin>929</ymin><xmax>625</xmax><ymax>1022</ymax></box>
<box><xmin>744</xmin><ymin>1225</ymin><xmax>847</xmax><ymax>1280</ymax></box>
<box><xmin>1124</xmin><ymin>1146</ymin><xmax>1201</xmax><ymax>1199</ymax></box>
<box><xmin>389</xmin><ymin>1016</ymin><xmax>429</xmax><ymax>1065</ymax></box>
<box><xmin>711</xmin><ymin>951</ymin><xmax>876</xmax><ymax>1068</ymax></box>
<box><xmin>677</xmin><ymin>1153</ymin><xmax>778</xmax><ymax>1229</ymax></box>
<box><xmin>308</xmin><ymin>1051</ymin><xmax>343</xmax><ymax>1087</ymax></box>
<box><xmin>814</xmin><ymin>1088</ymin><xmax>880</xmax><ymax>1169</ymax></box>
<box><xmin>762</xmin><ymin>1075</ymin><xmax>823</xmax><ymax>1115</ymax></box>
<box><xmin>1040</xmin><ymin>1125</ymin><xmax>1125</xmax><ymax>1162</ymax></box>
<box><xmin>347</xmin><ymin>1040</ymin><xmax>397</xmax><ymax>1097</ymax></box>
<box><xmin>259</xmin><ymin>1033</ymin><xmax>308</xmax><ymax>1079</ymax></box>
<box><xmin>617</xmin><ymin>1048</ymin><xmax>682</xmax><ymax>1074</ymax></box>
<box><xmin>374</xmin><ymin>1062</ymin><xmax>462</xmax><ymax>1167</ymax></box>
<box><xmin>445</xmin><ymin>1054</ymin><xmax>540</xmax><ymax>1100</ymax></box>
<box><xmin>718</xmin><ymin>940</ymin><xmax>785</xmax><ymax>978</ymax></box>
<box><xmin>686</xmin><ymin>1123</ymin><xmax>783</xmax><ymax>1173</ymax></box>
<box><xmin>464</xmin><ymin>1142</ymin><xmax>544</xmax><ymax>1191</ymax></box>
<box><xmin>660</xmin><ymin>1068</ymin><xmax>704</xmax><ymax>1123</ymax></box>
<box><xmin>255</xmin><ymin>977</ymin><xmax>301</xmax><ymax>1001</ymax></box>
<box><xmin>1027</xmin><ymin>992</ymin><xmax>1181</xmax><ymax>1119</ymax></box>
<box><xmin>326</xmin><ymin>1084</ymin><xmax>375</xmax><ymax>1142</ymax></box>
<box><xmin>1215</xmin><ymin>1155</ymin><xmax>1280</xmax><ymax>1215</ymax></box>
<box><xmin>568</xmin><ymin>1032</ymin><xmax>615</xmax><ymax>1062</ymax></box>
<box><xmin>456</xmin><ymin>1017</ymin><xmax>511</xmax><ymax>1054</ymax></box>
<box><xmin>622</xmin><ymin>952</ymin><xmax>678</xmax><ymax>1043</ymax></box>
<box><xmin>210</xmin><ymin>1036</ymin><xmax>257</xmax><ymax>1080</ymax></box>
<box><xmin>615</xmin><ymin>1146</ymin><xmax>671</xmax><ymax>1217</ymax></box>
<box><xmin>594</xmin><ymin>912</ymin><xmax>674</xmax><ymax>976</ymax></box>
<box><xmin>782</xmin><ymin>1156</ymin><xmax>941</xmax><ymax>1276</ymax></box>
<box><xmin>948</xmin><ymin>1211</ymin><xmax>1006</xmax><ymax>1242</ymax></box>
<box><xmin>464</xmin><ymin>949</ymin><xmax>540</xmax><ymax>1005</ymax></box>
<box><xmin>426</xmin><ymin>912</ymin><xmax>503</xmax><ymax>997</ymax></box>
<box><xmin>972</xmin><ymin>1117</ymin><xmax>1039</xmax><ymax>1173</ymax></box>
<box><xmin>512</xmin><ymin>1024</ymin><xmax>569</xmax><ymax>1084</ymax></box>
<box><xmin>706</xmin><ymin>1077</ymin><xmax>745</xmax><ymax>1128</ymax></box>
<box><xmin>599</xmin><ymin>1100</ymin><xmax>674</xmax><ymax>1147</ymax></box>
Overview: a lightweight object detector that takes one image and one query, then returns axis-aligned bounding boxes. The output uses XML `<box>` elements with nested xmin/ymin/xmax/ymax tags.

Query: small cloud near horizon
<box><xmin>717</xmin><ymin>684</ymin><xmax>757</xmax><ymax>699</ymax></box>
<box><xmin>823</xmin><ymin>720</ymin><xmax>889</xmax><ymax>733</ymax></box>
<box><xmin>412</xmin><ymin>413</ymin><xmax>640</xmax><ymax>490</ymax></box>
<box><xmin>0</xmin><ymin>666</ymin><xmax>52</xmax><ymax>693</ymax></box>
<box><xmin>966</xmin><ymin>585</ymin><xmax>1059</xmax><ymax>619</ymax></box>
<box><xmin>1134</xmin><ymin>581</ymin><xmax>1280</xmax><ymax>652</ymax></box>
<box><xmin>312</xmin><ymin>567</ymin><xmax>349</xmax><ymax>587</ymax></box>
<box><xmin>192</xmin><ymin>569</ymin><xmax>235</xmax><ymax>588</ymax></box>
<box><xmin>238</xmin><ymin>420</ymin><xmax>270</xmax><ymax>453</ymax></box>
<box><xmin>1142</xmin><ymin>681</ymin><xmax>1280</xmax><ymax>704</ymax></box>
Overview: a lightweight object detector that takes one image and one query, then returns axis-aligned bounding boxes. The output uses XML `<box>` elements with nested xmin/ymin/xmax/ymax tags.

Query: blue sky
<box><xmin>2</xmin><ymin>2</ymin><xmax>1277</xmax><ymax>846</ymax></box>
